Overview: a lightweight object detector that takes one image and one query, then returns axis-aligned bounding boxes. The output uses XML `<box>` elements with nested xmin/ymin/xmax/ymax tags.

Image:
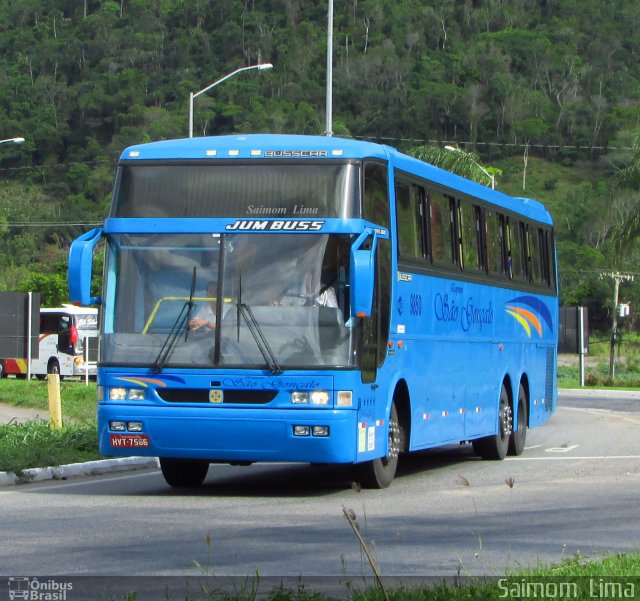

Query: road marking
<box><xmin>524</xmin><ymin>445</ymin><xmax>541</xmax><ymax>450</ymax></box>
<box><xmin>0</xmin><ymin>469</ymin><xmax>160</xmax><ymax>494</ymax></box>
<box><xmin>545</xmin><ymin>444</ymin><xmax>579</xmax><ymax>453</ymax></box>
<box><xmin>506</xmin><ymin>455</ymin><xmax>640</xmax><ymax>461</ymax></box>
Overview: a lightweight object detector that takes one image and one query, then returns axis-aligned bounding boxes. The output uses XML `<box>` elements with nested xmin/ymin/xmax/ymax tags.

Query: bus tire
<box><xmin>472</xmin><ymin>384</ymin><xmax>512</xmax><ymax>460</ymax></box>
<box><xmin>0</xmin><ymin>361</ymin><xmax>5</xmax><ymax>378</ymax></box>
<box><xmin>160</xmin><ymin>458</ymin><xmax>209</xmax><ymax>487</ymax></box>
<box><xmin>355</xmin><ymin>402</ymin><xmax>401</xmax><ymax>489</ymax></box>
<box><xmin>508</xmin><ymin>384</ymin><xmax>527</xmax><ymax>456</ymax></box>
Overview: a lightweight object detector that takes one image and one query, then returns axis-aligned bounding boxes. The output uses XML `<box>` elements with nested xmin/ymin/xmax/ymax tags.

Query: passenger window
<box><xmin>395</xmin><ymin>179</ymin><xmax>424</xmax><ymax>260</ymax></box>
<box><xmin>428</xmin><ymin>192</ymin><xmax>455</xmax><ymax>267</ymax></box>
<box><xmin>507</xmin><ymin>219</ymin><xmax>526</xmax><ymax>281</ymax></box>
<box><xmin>527</xmin><ymin>226</ymin><xmax>543</xmax><ymax>284</ymax></box>
<box><xmin>459</xmin><ymin>202</ymin><xmax>481</xmax><ymax>271</ymax></box>
<box><xmin>485</xmin><ymin>210</ymin><xmax>505</xmax><ymax>275</ymax></box>
<box><xmin>363</xmin><ymin>162</ymin><xmax>389</xmax><ymax>229</ymax></box>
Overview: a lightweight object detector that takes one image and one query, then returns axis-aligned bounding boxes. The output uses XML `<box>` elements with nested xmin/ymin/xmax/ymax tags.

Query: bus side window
<box><xmin>363</xmin><ymin>162</ymin><xmax>390</xmax><ymax>229</ymax></box>
<box><xmin>428</xmin><ymin>191</ymin><xmax>455</xmax><ymax>267</ymax></box>
<box><xmin>485</xmin><ymin>209</ymin><xmax>505</xmax><ymax>276</ymax></box>
<box><xmin>395</xmin><ymin>178</ymin><xmax>424</xmax><ymax>261</ymax></box>
<box><xmin>458</xmin><ymin>201</ymin><xmax>481</xmax><ymax>272</ymax></box>
<box><xmin>527</xmin><ymin>225</ymin><xmax>543</xmax><ymax>285</ymax></box>
<box><xmin>507</xmin><ymin>218</ymin><xmax>526</xmax><ymax>281</ymax></box>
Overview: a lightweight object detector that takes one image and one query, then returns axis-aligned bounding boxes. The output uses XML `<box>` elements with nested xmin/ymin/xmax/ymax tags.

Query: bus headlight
<box><xmin>109</xmin><ymin>388</ymin><xmax>127</xmax><ymax>400</ymax></box>
<box><xmin>290</xmin><ymin>391</ymin><xmax>330</xmax><ymax>405</ymax></box>
<box><xmin>291</xmin><ymin>392</ymin><xmax>309</xmax><ymax>404</ymax></box>
<box><xmin>109</xmin><ymin>388</ymin><xmax>145</xmax><ymax>401</ymax></box>
<box><xmin>310</xmin><ymin>391</ymin><xmax>329</xmax><ymax>405</ymax></box>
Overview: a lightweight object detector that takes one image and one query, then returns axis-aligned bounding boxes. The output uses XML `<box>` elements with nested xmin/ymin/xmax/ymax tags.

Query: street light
<box><xmin>0</xmin><ymin>137</ymin><xmax>25</xmax><ymax>145</ymax></box>
<box><xmin>188</xmin><ymin>63</ymin><xmax>273</xmax><ymax>138</ymax></box>
<box><xmin>445</xmin><ymin>145</ymin><xmax>495</xmax><ymax>189</ymax></box>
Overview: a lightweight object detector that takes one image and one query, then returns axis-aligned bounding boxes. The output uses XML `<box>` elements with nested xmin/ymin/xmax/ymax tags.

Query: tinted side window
<box><xmin>508</xmin><ymin>219</ymin><xmax>526</xmax><ymax>281</ymax></box>
<box><xmin>527</xmin><ymin>225</ymin><xmax>543</xmax><ymax>284</ymax></box>
<box><xmin>485</xmin><ymin>209</ymin><xmax>505</xmax><ymax>275</ymax></box>
<box><xmin>459</xmin><ymin>202</ymin><xmax>481</xmax><ymax>271</ymax></box>
<box><xmin>428</xmin><ymin>192</ymin><xmax>455</xmax><ymax>267</ymax></box>
<box><xmin>395</xmin><ymin>179</ymin><xmax>424</xmax><ymax>260</ymax></box>
<box><xmin>363</xmin><ymin>162</ymin><xmax>389</xmax><ymax>229</ymax></box>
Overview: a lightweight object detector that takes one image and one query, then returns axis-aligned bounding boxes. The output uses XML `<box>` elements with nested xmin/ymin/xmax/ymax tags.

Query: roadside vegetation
<box><xmin>102</xmin><ymin>553</ymin><xmax>640</xmax><ymax>601</ymax></box>
<box><xmin>557</xmin><ymin>332</ymin><xmax>640</xmax><ymax>389</ymax></box>
<box><xmin>0</xmin><ymin>377</ymin><xmax>99</xmax><ymax>473</ymax></box>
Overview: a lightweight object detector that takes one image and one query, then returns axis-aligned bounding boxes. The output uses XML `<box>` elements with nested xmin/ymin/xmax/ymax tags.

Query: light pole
<box><xmin>445</xmin><ymin>145</ymin><xmax>495</xmax><ymax>189</ymax></box>
<box><xmin>188</xmin><ymin>64</ymin><xmax>273</xmax><ymax>138</ymax></box>
<box><xmin>0</xmin><ymin>137</ymin><xmax>25</xmax><ymax>145</ymax></box>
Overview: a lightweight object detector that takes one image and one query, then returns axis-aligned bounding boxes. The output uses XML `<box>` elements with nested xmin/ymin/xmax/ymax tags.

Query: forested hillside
<box><xmin>1</xmin><ymin>0</ymin><xmax>640</xmax><ymax>330</ymax></box>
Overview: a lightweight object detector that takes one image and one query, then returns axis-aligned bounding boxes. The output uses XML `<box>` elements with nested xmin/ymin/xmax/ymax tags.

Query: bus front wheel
<box><xmin>355</xmin><ymin>402</ymin><xmax>401</xmax><ymax>489</ymax></box>
<box><xmin>160</xmin><ymin>458</ymin><xmax>209</xmax><ymax>487</ymax></box>
<box><xmin>472</xmin><ymin>384</ymin><xmax>512</xmax><ymax>460</ymax></box>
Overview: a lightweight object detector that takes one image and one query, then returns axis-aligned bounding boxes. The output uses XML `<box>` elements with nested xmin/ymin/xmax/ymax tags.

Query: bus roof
<box><xmin>41</xmin><ymin>306</ymin><xmax>98</xmax><ymax>315</ymax></box>
<box><xmin>119</xmin><ymin>134</ymin><xmax>553</xmax><ymax>225</ymax></box>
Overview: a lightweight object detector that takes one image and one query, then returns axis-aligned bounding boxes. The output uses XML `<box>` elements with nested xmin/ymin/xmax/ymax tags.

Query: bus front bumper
<box><xmin>98</xmin><ymin>404</ymin><xmax>358</xmax><ymax>464</ymax></box>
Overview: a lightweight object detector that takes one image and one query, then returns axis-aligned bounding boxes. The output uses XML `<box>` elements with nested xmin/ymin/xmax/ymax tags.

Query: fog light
<box><xmin>337</xmin><ymin>390</ymin><xmax>353</xmax><ymax>407</ymax></box>
<box><xmin>110</xmin><ymin>421</ymin><xmax>126</xmax><ymax>432</ymax></box>
<box><xmin>310</xmin><ymin>391</ymin><xmax>329</xmax><ymax>405</ymax></box>
<box><xmin>109</xmin><ymin>387</ymin><xmax>127</xmax><ymax>401</ymax></box>
<box><xmin>128</xmin><ymin>388</ymin><xmax>145</xmax><ymax>401</ymax></box>
<box><xmin>312</xmin><ymin>426</ymin><xmax>329</xmax><ymax>437</ymax></box>
<box><xmin>127</xmin><ymin>421</ymin><xmax>143</xmax><ymax>432</ymax></box>
<box><xmin>291</xmin><ymin>392</ymin><xmax>309</xmax><ymax>404</ymax></box>
<box><xmin>293</xmin><ymin>425</ymin><xmax>310</xmax><ymax>436</ymax></box>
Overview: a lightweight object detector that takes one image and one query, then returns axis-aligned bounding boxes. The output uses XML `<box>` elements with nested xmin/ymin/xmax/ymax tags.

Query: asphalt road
<box><xmin>0</xmin><ymin>390</ymin><xmax>638</xmax><ymax>597</ymax></box>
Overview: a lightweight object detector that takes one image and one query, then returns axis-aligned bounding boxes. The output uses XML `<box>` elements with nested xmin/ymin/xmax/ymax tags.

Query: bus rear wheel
<box><xmin>508</xmin><ymin>384</ymin><xmax>527</xmax><ymax>456</ymax></box>
<box><xmin>472</xmin><ymin>384</ymin><xmax>512</xmax><ymax>460</ymax></box>
<box><xmin>355</xmin><ymin>402</ymin><xmax>401</xmax><ymax>489</ymax></box>
<box><xmin>160</xmin><ymin>458</ymin><xmax>209</xmax><ymax>488</ymax></box>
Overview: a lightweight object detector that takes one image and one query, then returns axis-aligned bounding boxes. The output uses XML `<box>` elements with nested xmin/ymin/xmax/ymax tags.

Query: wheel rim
<box><xmin>385</xmin><ymin>412</ymin><xmax>401</xmax><ymax>463</ymax></box>
<box><xmin>499</xmin><ymin>400</ymin><xmax>513</xmax><ymax>439</ymax></box>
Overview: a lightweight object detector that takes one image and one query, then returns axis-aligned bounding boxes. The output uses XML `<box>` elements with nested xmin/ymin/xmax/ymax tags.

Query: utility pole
<box><xmin>325</xmin><ymin>0</ymin><xmax>334</xmax><ymax>136</ymax></box>
<box><xmin>600</xmin><ymin>272</ymin><xmax>634</xmax><ymax>379</ymax></box>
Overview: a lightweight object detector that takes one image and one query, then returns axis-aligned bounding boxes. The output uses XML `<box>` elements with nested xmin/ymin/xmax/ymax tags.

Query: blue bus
<box><xmin>68</xmin><ymin>134</ymin><xmax>558</xmax><ymax>488</ymax></box>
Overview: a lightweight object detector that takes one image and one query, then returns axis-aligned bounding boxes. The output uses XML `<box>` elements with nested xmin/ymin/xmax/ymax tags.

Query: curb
<box><xmin>0</xmin><ymin>456</ymin><xmax>159</xmax><ymax>486</ymax></box>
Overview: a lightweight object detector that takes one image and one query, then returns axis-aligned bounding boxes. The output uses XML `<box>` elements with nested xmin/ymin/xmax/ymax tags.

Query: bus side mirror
<box><xmin>350</xmin><ymin>229</ymin><xmax>378</xmax><ymax>318</ymax></box>
<box><xmin>68</xmin><ymin>228</ymin><xmax>103</xmax><ymax>306</ymax></box>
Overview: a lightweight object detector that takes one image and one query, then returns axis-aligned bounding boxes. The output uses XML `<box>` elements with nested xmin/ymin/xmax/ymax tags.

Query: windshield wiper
<box><xmin>237</xmin><ymin>303</ymin><xmax>282</xmax><ymax>375</ymax></box>
<box><xmin>152</xmin><ymin>268</ymin><xmax>196</xmax><ymax>373</ymax></box>
<box><xmin>235</xmin><ymin>271</ymin><xmax>282</xmax><ymax>375</ymax></box>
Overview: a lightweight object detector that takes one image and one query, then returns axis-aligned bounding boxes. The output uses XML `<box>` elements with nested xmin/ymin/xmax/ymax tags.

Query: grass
<box><xmin>0</xmin><ymin>376</ymin><xmax>97</xmax><ymax>421</ymax></box>
<box><xmin>0</xmin><ymin>377</ymin><xmax>100</xmax><ymax>473</ymax></box>
<box><xmin>101</xmin><ymin>554</ymin><xmax>640</xmax><ymax>600</ymax></box>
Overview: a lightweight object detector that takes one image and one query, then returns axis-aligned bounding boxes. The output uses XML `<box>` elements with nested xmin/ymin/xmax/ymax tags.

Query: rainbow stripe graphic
<box><xmin>505</xmin><ymin>295</ymin><xmax>553</xmax><ymax>338</ymax></box>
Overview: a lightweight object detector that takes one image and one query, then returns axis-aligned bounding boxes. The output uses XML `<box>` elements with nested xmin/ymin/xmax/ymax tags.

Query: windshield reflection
<box><xmin>104</xmin><ymin>233</ymin><xmax>356</xmax><ymax>370</ymax></box>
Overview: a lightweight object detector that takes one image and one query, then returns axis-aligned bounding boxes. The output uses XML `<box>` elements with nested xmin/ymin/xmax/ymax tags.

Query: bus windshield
<box><xmin>111</xmin><ymin>162</ymin><xmax>360</xmax><ymax>219</ymax></box>
<box><xmin>103</xmin><ymin>233</ymin><xmax>356</xmax><ymax>370</ymax></box>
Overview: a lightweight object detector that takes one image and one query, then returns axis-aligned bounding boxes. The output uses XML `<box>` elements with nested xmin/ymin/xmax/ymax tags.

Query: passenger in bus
<box><xmin>189</xmin><ymin>282</ymin><xmax>222</xmax><ymax>331</ymax></box>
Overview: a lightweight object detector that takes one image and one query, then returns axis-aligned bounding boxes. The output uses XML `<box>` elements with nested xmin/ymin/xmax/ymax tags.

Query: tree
<box><xmin>407</xmin><ymin>145</ymin><xmax>502</xmax><ymax>189</ymax></box>
<box><xmin>611</xmin><ymin>135</ymin><xmax>640</xmax><ymax>252</ymax></box>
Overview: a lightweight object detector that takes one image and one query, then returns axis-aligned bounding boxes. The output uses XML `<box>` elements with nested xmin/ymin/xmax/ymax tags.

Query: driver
<box><xmin>189</xmin><ymin>282</ymin><xmax>221</xmax><ymax>331</ymax></box>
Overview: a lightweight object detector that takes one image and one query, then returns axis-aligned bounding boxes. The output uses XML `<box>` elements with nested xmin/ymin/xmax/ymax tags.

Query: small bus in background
<box><xmin>0</xmin><ymin>305</ymin><xmax>98</xmax><ymax>380</ymax></box>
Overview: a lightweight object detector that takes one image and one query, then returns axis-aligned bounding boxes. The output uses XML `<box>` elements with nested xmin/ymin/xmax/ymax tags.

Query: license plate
<box><xmin>110</xmin><ymin>434</ymin><xmax>150</xmax><ymax>448</ymax></box>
